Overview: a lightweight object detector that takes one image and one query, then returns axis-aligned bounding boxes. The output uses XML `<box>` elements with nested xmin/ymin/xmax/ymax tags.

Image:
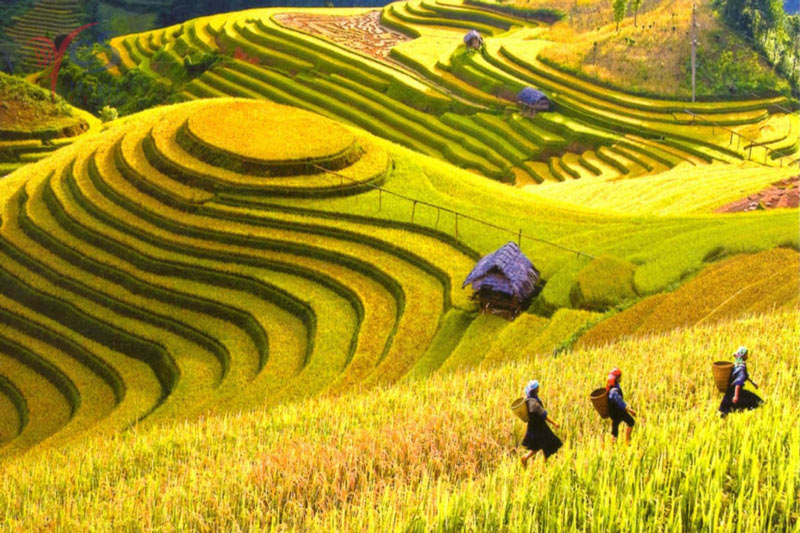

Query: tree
<box><xmin>788</xmin><ymin>15</ymin><xmax>800</xmax><ymax>73</ymax></box>
<box><xmin>613</xmin><ymin>0</ymin><xmax>628</xmax><ymax>32</ymax></box>
<box><xmin>760</xmin><ymin>0</ymin><xmax>785</xmax><ymax>50</ymax></box>
<box><xmin>630</xmin><ymin>0</ymin><xmax>643</xmax><ymax>26</ymax></box>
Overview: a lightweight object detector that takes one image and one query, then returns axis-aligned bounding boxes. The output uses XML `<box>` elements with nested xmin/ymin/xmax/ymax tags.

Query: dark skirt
<box><xmin>522</xmin><ymin>419</ymin><xmax>563</xmax><ymax>458</ymax></box>
<box><xmin>718</xmin><ymin>387</ymin><xmax>763</xmax><ymax>415</ymax></box>
<box><xmin>608</xmin><ymin>403</ymin><xmax>635</xmax><ymax>438</ymax></box>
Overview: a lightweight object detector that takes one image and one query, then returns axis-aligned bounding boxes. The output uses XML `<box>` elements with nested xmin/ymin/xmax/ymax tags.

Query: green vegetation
<box><xmin>0</xmin><ymin>72</ymin><xmax>74</xmax><ymax>132</ymax></box>
<box><xmin>83</xmin><ymin>2</ymin><xmax>796</xmax><ymax>193</ymax></box>
<box><xmin>51</xmin><ymin>46</ymin><xmax>180</xmax><ymax>117</ymax></box>
<box><xmin>577</xmin><ymin>248</ymin><xmax>798</xmax><ymax>348</ymax></box>
<box><xmin>0</xmin><ymin>72</ymin><xmax>96</xmax><ymax>177</ymax></box>
<box><xmin>571</xmin><ymin>255</ymin><xmax>637</xmax><ymax>310</ymax></box>
<box><xmin>714</xmin><ymin>0</ymin><xmax>800</xmax><ymax>91</ymax></box>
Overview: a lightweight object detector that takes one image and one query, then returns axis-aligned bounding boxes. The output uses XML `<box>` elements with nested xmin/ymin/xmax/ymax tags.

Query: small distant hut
<box><xmin>462</xmin><ymin>241</ymin><xmax>541</xmax><ymax>320</ymax></box>
<box><xmin>517</xmin><ymin>87</ymin><xmax>550</xmax><ymax>115</ymax></box>
<box><xmin>463</xmin><ymin>29</ymin><xmax>484</xmax><ymax>50</ymax></box>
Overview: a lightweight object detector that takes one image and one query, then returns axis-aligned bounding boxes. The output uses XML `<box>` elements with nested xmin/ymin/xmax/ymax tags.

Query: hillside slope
<box><xmin>0</xmin><ymin>309</ymin><xmax>796</xmax><ymax>530</ymax></box>
<box><xmin>0</xmin><ymin>97</ymin><xmax>795</xmax><ymax>456</ymax></box>
<box><xmin>522</xmin><ymin>0</ymin><xmax>794</xmax><ymax>98</ymax></box>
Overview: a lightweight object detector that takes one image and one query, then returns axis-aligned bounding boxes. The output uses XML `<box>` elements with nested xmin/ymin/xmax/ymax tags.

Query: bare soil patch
<box><xmin>715</xmin><ymin>176</ymin><xmax>799</xmax><ymax>212</ymax></box>
<box><xmin>274</xmin><ymin>10</ymin><xmax>412</xmax><ymax>61</ymax></box>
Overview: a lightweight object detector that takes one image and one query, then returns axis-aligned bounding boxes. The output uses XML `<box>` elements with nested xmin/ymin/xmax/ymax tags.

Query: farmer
<box><xmin>520</xmin><ymin>380</ymin><xmax>563</xmax><ymax>466</ymax></box>
<box><xmin>718</xmin><ymin>346</ymin><xmax>763</xmax><ymax>417</ymax></box>
<box><xmin>607</xmin><ymin>368</ymin><xmax>637</xmax><ymax>443</ymax></box>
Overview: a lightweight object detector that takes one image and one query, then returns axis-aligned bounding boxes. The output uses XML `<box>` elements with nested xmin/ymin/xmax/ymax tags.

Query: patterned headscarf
<box><xmin>524</xmin><ymin>380</ymin><xmax>539</xmax><ymax>398</ymax></box>
<box><xmin>734</xmin><ymin>346</ymin><xmax>748</xmax><ymax>365</ymax></box>
<box><xmin>606</xmin><ymin>368</ymin><xmax>622</xmax><ymax>391</ymax></box>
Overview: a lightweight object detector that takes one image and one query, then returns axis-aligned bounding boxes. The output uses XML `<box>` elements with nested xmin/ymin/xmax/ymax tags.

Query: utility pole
<box><xmin>691</xmin><ymin>2</ymin><xmax>697</xmax><ymax>103</ymax></box>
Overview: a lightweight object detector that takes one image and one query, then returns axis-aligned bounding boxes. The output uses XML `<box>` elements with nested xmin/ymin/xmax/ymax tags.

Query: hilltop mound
<box><xmin>0</xmin><ymin>98</ymin><xmax>471</xmax><ymax>455</ymax></box>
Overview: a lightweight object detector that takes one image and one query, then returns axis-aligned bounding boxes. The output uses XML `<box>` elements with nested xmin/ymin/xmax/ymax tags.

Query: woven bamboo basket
<box><xmin>511</xmin><ymin>397</ymin><xmax>529</xmax><ymax>423</ymax></box>
<box><xmin>713</xmin><ymin>361</ymin><xmax>734</xmax><ymax>393</ymax></box>
<box><xmin>590</xmin><ymin>388</ymin><xmax>610</xmax><ymax>419</ymax></box>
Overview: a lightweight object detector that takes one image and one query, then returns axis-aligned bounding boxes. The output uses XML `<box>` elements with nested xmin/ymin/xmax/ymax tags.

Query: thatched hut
<box><xmin>518</xmin><ymin>87</ymin><xmax>551</xmax><ymax>115</ymax></box>
<box><xmin>464</xmin><ymin>29</ymin><xmax>484</xmax><ymax>50</ymax></box>
<box><xmin>462</xmin><ymin>241</ymin><xmax>540</xmax><ymax>320</ymax></box>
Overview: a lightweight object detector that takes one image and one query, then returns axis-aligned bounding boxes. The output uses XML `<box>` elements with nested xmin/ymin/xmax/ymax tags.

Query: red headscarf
<box><xmin>606</xmin><ymin>368</ymin><xmax>622</xmax><ymax>391</ymax></box>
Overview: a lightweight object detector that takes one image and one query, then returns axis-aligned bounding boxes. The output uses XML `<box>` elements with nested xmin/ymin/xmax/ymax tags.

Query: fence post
<box><xmin>748</xmin><ymin>145</ymin><xmax>753</xmax><ymax>159</ymax></box>
<box><xmin>518</xmin><ymin>228</ymin><xmax>522</xmax><ymax>246</ymax></box>
<box><xmin>455</xmin><ymin>213</ymin><xmax>459</xmax><ymax>241</ymax></box>
<box><xmin>435</xmin><ymin>207</ymin><xmax>440</xmax><ymax>229</ymax></box>
<box><xmin>411</xmin><ymin>200</ymin><xmax>417</xmax><ymax>223</ymax></box>
<box><xmin>378</xmin><ymin>188</ymin><xmax>382</xmax><ymax>211</ymax></box>
<box><xmin>729</xmin><ymin>132</ymin><xmax>734</xmax><ymax>145</ymax></box>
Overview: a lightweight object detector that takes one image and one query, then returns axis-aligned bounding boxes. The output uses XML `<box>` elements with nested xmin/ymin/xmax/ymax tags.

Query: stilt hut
<box><xmin>462</xmin><ymin>241</ymin><xmax>540</xmax><ymax>320</ymax></box>
<box><xmin>463</xmin><ymin>29</ymin><xmax>484</xmax><ymax>50</ymax></box>
<box><xmin>518</xmin><ymin>87</ymin><xmax>551</xmax><ymax>116</ymax></box>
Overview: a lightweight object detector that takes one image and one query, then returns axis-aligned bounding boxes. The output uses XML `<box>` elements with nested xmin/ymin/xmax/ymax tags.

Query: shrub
<box><xmin>571</xmin><ymin>255</ymin><xmax>637</xmax><ymax>310</ymax></box>
<box><xmin>183</xmin><ymin>51</ymin><xmax>222</xmax><ymax>78</ymax></box>
<box><xmin>99</xmin><ymin>105</ymin><xmax>118</xmax><ymax>123</ymax></box>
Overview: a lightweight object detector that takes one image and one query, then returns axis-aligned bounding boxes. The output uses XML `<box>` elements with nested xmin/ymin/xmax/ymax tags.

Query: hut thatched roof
<box><xmin>518</xmin><ymin>87</ymin><xmax>548</xmax><ymax>106</ymax></box>
<box><xmin>462</xmin><ymin>242</ymin><xmax>540</xmax><ymax>300</ymax></box>
<box><xmin>464</xmin><ymin>29</ymin><xmax>483</xmax><ymax>44</ymax></box>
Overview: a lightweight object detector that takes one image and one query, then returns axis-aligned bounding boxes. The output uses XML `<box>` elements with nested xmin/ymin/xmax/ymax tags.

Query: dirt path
<box><xmin>715</xmin><ymin>176</ymin><xmax>799</xmax><ymax>212</ymax></box>
<box><xmin>274</xmin><ymin>11</ymin><xmax>412</xmax><ymax>61</ymax></box>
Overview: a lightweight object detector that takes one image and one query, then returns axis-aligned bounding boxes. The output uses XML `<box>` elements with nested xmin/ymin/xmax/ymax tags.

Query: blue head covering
<box><xmin>734</xmin><ymin>346</ymin><xmax>748</xmax><ymax>364</ymax></box>
<box><xmin>524</xmin><ymin>380</ymin><xmax>539</xmax><ymax>398</ymax></box>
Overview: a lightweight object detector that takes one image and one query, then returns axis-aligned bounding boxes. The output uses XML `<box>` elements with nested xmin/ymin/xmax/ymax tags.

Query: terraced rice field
<box><xmin>526</xmin><ymin>162</ymin><xmax>800</xmax><ymax>215</ymax></box>
<box><xmin>4</xmin><ymin>0</ymin><xmax>85</xmax><ymax>72</ymax></box>
<box><xmin>0</xmin><ymin>2</ymin><xmax>797</xmax><ymax>527</ymax></box>
<box><xmin>1</xmin><ymin>96</ymin><xmax>796</xmax><ymax>456</ymax></box>
<box><xmin>103</xmin><ymin>1</ymin><xmax>799</xmax><ymax>190</ymax></box>
<box><xmin>0</xmin><ymin>99</ymin><xmax>487</xmax><ymax>454</ymax></box>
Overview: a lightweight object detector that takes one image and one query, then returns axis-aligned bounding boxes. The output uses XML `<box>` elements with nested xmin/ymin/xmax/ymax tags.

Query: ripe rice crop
<box><xmin>575</xmin><ymin>293</ymin><xmax>669</xmax><ymax>348</ymax></box>
<box><xmin>482</xmin><ymin>312</ymin><xmax>551</xmax><ymax>366</ymax></box>
<box><xmin>578</xmin><ymin>248</ymin><xmax>799</xmax><ymax>348</ymax></box>
<box><xmin>0</xmin><ymin>309</ymin><xmax>795</xmax><ymax>530</ymax></box>
<box><xmin>528</xmin><ymin>162</ymin><xmax>800</xmax><ymax>216</ymax></box>
<box><xmin>637</xmin><ymin>248</ymin><xmax>799</xmax><ymax>334</ymax></box>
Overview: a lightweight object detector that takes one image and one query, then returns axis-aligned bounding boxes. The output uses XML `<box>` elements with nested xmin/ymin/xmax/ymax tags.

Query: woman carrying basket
<box><xmin>718</xmin><ymin>346</ymin><xmax>763</xmax><ymax>418</ymax></box>
<box><xmin>520</xmin><ymin>380</ymin><xmax>563</xmax><ymax>466</ymax></box>
<box><xmin>607</xmin><ymin>368</ymin><xmax>637</xmax><ymax>443</ymax></box>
